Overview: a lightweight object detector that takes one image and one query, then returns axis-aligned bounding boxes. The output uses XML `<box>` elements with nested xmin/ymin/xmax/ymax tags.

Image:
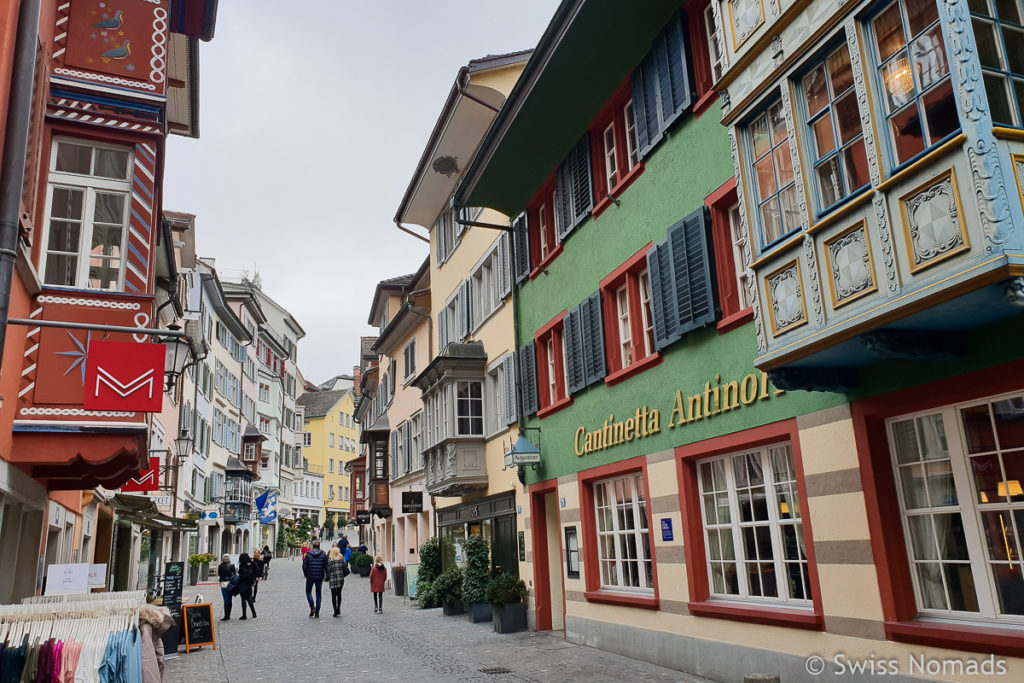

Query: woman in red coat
<box><xmin>370</xmin><ymin>556</ymin><xmax>387</xmax><ymax>614</ymax></box>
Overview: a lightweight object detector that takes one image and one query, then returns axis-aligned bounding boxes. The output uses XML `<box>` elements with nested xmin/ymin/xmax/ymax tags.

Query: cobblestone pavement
<box><xmin>164</xmin><ymin>555</ymin><xmax>707</xmax><ymax>683</ymax></box>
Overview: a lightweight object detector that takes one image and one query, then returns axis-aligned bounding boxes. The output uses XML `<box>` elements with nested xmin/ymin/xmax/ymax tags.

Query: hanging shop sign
<box><xmin>355</xmin><ymin>510</ymin><xmax>371</xmax><ymax>525</ymax></box>
<box><xmin>120</xmin><ymin>457</ymin><xmax>161</xmax><ymax>492</ymax></box>
<box><xmin>401</xmin><ymin>492</ymin><xmax>423</xmax><ymax>514</ymax></box>
<box><xmin>574</xmin><ymin>371</ymin><xmax>785</xmax><ymax>457</ymax></box>
<box><xmin>84</xmin><ymin>341</ymin><xmax>165</xmax><ymax>412</ymax></box>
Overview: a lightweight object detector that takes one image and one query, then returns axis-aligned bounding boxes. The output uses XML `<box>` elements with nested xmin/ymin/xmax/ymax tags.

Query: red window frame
<box><xmin>675</xmin><ymin>418</ymin><xmax>826</xmax><ymax>630</ymax></box>
<box><xmin>578</xmin><ymin>455</ymin><xmax>660</xmax><ymax>609</ymax></box>
<box><xmin>528</xmin><ymin>176</ymin><xmax>562</xmax><ymax>277</ymax></box>
<box><xmin>851</xmin><ymin>359</ymin><xmax>1024</xmax><ymax>656</ymax></box>
<box><xmin>706</xmin><ymin>179</ymin><xmax>754</xmax><ymax>333</ymax></box>
<box><xmin>589</xmin><ymin>79</ymin><xmax>646</xmax><ymax>218</ymax></box>
<box><xmin>599</xmin><ymin>243</ymin><xmax>663</xmax><ymax>386</ymax></box>
<box><xmin>685</xmin><ymin>0</ymin><xmax>721</xmax><ymax>118</ymax></box>
<box><xmin>534</xmin><ymin>310</ymin><xmax>573</xmax><ymax>418</ymax></box>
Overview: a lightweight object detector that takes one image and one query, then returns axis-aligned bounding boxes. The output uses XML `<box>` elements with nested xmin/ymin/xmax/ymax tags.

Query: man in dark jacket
<box><xmin>302</xmin><ymin>539</ymin><xmax>329</xmax><ymax>617</ymax></box>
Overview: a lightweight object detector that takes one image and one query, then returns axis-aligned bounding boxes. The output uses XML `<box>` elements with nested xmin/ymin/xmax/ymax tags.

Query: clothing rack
<box><xmin>21</xmin><ymin>590</ymin><xmax>147</xmax><ymax>604</ymax></box>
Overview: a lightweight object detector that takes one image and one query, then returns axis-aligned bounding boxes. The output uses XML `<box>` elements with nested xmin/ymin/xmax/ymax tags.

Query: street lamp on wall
<box><xmin>174</xmin><ymin>430</ymin><xmax>194</xmax><ymax>461</ymax></box>
<box><xmin>159</xmin><ymin>324</ymin><xmax>192</xmax><ymax>391</ymax></box>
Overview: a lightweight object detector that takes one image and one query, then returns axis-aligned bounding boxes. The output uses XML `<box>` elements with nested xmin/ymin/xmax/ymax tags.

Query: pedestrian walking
<box><xmin>302</xmin><ymin>539</ymin><xmax>329</xmax><ymax>618</ymax></box>
<box><xmin>217</xmin><ymin>554</ymin><xmax>237</xmax><ymax>621</ymax></box>
<box><xmin>338</xmin><ymin>534</ymin><xmax>349</xmax><ymax>554</ymax></box>
<box><xmin>301</xmin><ymin>541</ymin><xmax>311</xmax><ymax>559</ymax></box>
<box><xmin>237</xmin><ymin>553</ymin><xmax>258</xmax><ymax>620</ymax></box>
<box><xmin>370</xmin><ymin>556</ymin><xmax>387</xmax><ymax>614</ymax></box>
<box><xmin>250</xmin><ymin>553</ymin><xmax>263</xmax><ymax>602</ymax></box>
<box><xmin>358</xmin><ymin>542</ymin><xmax>368</xmax><ymax>554</ymax></box>
<box><xmin>261</xmin><ymin>545</ymin><xmax>272</xmax><ymax>579</ymax></box>
<box><xmin>326</xmin><ymin>546</ymin><xmax>350</xmax><ymax>617</ymax></box>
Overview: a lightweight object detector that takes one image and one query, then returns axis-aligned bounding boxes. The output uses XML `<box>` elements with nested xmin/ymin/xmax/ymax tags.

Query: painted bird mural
<box><xmin>101</xmin><ymin>40</ymin><xmax>132</xmax><ymax>60</ymax></box>
<box><xmin>94</xmin><ymin>10</ymin><xmax>124</xmax><ymax>30</ymax></box>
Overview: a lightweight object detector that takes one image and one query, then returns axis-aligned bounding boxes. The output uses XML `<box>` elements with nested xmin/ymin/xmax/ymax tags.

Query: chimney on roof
<box><xmin>352</xmin><ymin>365</ymin><xmax>361</xmax><ymax>390</ymax></box>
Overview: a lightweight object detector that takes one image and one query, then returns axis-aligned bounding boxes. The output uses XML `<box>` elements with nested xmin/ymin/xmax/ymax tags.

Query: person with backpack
<box><xmin>236</xmin><ymin>553</ymin><xmax>258</xmax><ymax>620</ymax></box>
<box><xmin>302</xmin><ymin>539</ymin><xmax>329</xmax><ymax>618</ymax></box>
<box><xmin>217</xmin><ymin>554</ymin><xmax>237</xmax><ymax>621</ymax></box>
<box><xmin>326</xmin><ymin>545</ymin><xmax>350</xmax><ymax>617</ymax></box>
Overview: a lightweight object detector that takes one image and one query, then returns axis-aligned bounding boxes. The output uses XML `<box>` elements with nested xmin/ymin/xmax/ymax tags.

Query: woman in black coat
<box><xmin>217</xmin><ymin>554</ymin><xmax>236</xmax><ymax>621</ymax></box>
<box><xmin>237</xmin><ymin>553</ymin><xmax>258</xmax><ymax>620</ymax></box>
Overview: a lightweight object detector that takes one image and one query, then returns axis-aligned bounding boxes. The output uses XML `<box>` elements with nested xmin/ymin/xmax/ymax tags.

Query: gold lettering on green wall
<box><xmin>575</xmin><ymin>371</ymin><xmax>784</xmax><ymax>456</ymax></box>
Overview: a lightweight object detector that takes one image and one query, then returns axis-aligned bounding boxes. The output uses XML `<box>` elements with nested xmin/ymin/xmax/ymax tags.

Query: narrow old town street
<box><xmin>165</xmin><ymin>558</ymin><xmax>705</xmax><ymax>683</ymax></box>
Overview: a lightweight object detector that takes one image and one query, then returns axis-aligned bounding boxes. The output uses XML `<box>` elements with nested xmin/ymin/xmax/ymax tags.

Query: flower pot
<box><xmin>466</xmin><ymin>602</ymin><xmax>492</xmax><ymax>623</ymax></box>
<box><xmin>357</xmin><ymin>565</ymin><xmax>371</xmax><ymax>578</ymax></box>
<box><xmin>442</xmin><ymin>602</ymin><xmax>465</xmax><ymax>616</ymax></box>
<box><xmin>200</xmin><ymin>565</ymin><xmax>210</xmax><ymax>582</ymax></box>
<box><xmin>393</xmin><ymin>569</ymin><xmax>406</xmax><ymax>596</ymax></box>
<box><xmin>188</xmin><ymin>565</ymin><xmax>200</xmax><ymax>586</ymax></box>
<box><xmin>492</xmin><ymin>602</ymin><xmax>527</xmax><ymax>633</ymax></box>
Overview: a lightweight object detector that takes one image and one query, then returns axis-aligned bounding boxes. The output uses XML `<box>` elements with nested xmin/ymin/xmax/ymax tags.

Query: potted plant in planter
<box><xmin>487</xmin><ymin>573</ymin><xmax>528</xmax><ymax>633</ymax></box>
<box><xmin>187</xmin><ymin>553</ymin><xmax>213</xmax><ymax>585</ymax></box>
<box><xmin>462</xmin><ymin>534</ymin><xmax>492</xmax><ymax>623</ymax></box>
<box><xmin>433</xmin><ymin>567</ymin><xmax>465</xmax><ymax>615</ymax></box>
<box><xmin>415</xmin><ymin>537</ymin><xmax>443</xmax><ymax>608</ymax></box>
<box><xmin>353</xmin><ymin>552</ymin><xmax>373</xmax><ymax>577</ymax></box>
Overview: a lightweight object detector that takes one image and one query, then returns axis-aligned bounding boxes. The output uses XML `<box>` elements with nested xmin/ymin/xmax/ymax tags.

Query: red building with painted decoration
<box><xmin>0</xmin><ymin>0</ymin><xmax>218</xmax><ymax>602</ymax></box>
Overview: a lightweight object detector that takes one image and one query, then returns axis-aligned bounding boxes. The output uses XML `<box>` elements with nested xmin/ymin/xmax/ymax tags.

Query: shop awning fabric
<box><xmin>111</xmin><ymin>495</ymin><xmax>197</xmax><ymax>531</ymax></box>
<box><xmin>11</xmin><ymin>427</ymin><xmax>148</xmax><ymax>490</ymax></box>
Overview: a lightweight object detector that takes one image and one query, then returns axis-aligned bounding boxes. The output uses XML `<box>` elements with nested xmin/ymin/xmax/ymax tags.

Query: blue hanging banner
<box><xmin>258</xmin><ymin>492</ymin><xmax>277</xmax><ymax>524</ymax></box>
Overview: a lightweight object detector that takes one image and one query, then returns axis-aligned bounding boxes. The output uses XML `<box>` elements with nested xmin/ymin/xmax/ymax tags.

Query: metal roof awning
<box><xmin>458</xmin><ymin>0</ymin><xmax>684</xmax><ymax>216</ymax></box>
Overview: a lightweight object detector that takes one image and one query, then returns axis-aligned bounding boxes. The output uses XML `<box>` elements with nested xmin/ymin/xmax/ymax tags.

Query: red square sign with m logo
<box><xmin>84</xmin><ymin>341</ymin><xmax>165</xmax><ymax>412</ymax></box>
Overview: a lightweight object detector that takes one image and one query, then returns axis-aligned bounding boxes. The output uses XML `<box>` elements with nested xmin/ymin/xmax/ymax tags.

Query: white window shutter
<box><xmin>498</xmin><ymin>232</ymin><xmax>512</xmax><ymax>299</ymax></box>
<box><xmin>503</xmin><ymin>355</ymin><xmax>517</xmax><ymax>425</ymax></box>
<box><xmin>438</xmin><ymin>307</ymin><xmax>449</xmax><ymax>352</ymax></box>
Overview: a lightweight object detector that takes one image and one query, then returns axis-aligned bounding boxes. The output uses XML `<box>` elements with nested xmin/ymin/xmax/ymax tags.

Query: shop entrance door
<box><xmin>530</xmin><ymin>483</ymin><xmax>564</xmax><ymax>631</ymax></box>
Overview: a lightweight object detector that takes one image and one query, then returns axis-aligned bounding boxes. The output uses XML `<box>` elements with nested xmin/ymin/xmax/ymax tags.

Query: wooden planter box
<box><xmin>492</xmin><ymin>603</ymin><xmax>527</xmax><ymax>633</ymax></box>
<box><xmin>467</xmin><ymin>602</ymin><xmax>492</xmax><ymax>623</ymax></box>
<box><xmin>442</xmin><ymin>602</ymin><xmax>465</xmax><ymax>616</ymax></box>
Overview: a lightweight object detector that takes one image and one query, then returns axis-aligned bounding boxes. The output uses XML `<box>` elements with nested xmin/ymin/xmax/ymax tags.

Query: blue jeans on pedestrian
<box><xmin>305</xmin><ymin>578</ymin><xmax>323</xmax><ymax>612</ymax></box>
<box><xmin>221</xmin><ymin>586</ymin><xmax>231</xmax><ymax>608</ymax></box>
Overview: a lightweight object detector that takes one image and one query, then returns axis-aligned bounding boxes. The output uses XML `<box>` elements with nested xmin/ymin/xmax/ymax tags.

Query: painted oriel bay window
<box><xmin>889</xmin><ymin>394</ymin><xmax>1024</xmax><ymax>619</ymax></box>
<box><xmin>43</xmin><ymin>139</ymin><xmax>133</xmax><ymax>290</ymax></box>
<box><xmin>799</xmin><ymin>43</ymin><xmax>870</xmax><ymax>213</ymax></box>
<box><xmin>970</xmin><ymin>0</ymin><xmax>1024</xmax><ymax>127</ymax></box>
<box><xmin>747</xmin><ymin>98</ymin><xmax>800</xmax><ymax>247</ymax></box>
<box><xmin>870</xmin><ymin>0</ymin><xmax>959</xmax><ymax>166</ymax></box>
<box><xmin>697</xmin><ymin>444</ymin><xmax>811</xmax><ymax>604</ymax></box>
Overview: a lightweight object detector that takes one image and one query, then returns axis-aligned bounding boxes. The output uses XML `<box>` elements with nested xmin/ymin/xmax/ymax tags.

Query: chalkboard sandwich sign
<box><xmin>182</xmin><ymin>603</ymin><xmax>216</xmax><ymax>653</ymax></box>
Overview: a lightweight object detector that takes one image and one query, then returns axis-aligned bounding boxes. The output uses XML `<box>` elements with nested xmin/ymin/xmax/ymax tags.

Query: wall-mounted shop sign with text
<box><xmin>574</xmin><ymin>371</ymin><xmax>784</xmax><ymax>456</ymax></box>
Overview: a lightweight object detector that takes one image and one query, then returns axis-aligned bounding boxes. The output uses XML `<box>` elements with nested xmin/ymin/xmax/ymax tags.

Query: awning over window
<box><xmin>11</xmin><ymin>427</ymin><xmax>148</xmax><ymax>490</ymax></box>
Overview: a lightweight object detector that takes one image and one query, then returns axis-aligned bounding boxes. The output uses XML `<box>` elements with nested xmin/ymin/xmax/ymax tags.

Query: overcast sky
<box><xmin>164</xmin><ymin>1</ymin><xmax>558</xmax><ymax>385</ymax></box>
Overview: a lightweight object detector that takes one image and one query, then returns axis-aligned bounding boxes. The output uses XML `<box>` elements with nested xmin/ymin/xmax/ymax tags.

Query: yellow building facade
<box><xmin>296</xmin><ymin>389</ymin><xmax>359</xmax><ymax>536</ymax></box>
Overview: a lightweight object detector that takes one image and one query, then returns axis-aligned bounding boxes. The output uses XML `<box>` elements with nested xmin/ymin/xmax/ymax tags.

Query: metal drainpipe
<box><xmin>393</xmin><ymin>219</ymin><xmax>430</xmax><ymax>244</ymax></box>
<box><xmin>0</xmin><ymin>0</ymin><xmax>42</xmax><ymax>364</ymax></box>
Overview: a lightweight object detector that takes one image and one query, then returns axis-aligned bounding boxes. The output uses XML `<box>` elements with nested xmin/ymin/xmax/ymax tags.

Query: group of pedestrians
<box><xmin>218</xmin><ymin>545</ymin><xmax>273</xmax><ymax>621</ymax></box>
<box><xmin>301</xmin><ymin>536</ymin><xmax>387</xmax><ymax>617</ymax></box>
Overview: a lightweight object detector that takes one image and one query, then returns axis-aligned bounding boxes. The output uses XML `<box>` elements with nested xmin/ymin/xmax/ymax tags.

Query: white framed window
<box><xmin>258</xmin><ymin>383</ymin><xmax>270</xmax><ymax>402</ymax></box>
<box><xmin>404</xmin><ymin>339</ymin><xmax>416</xmax><ymax>380</ymax></box>
<box><xmin>615</xmin><ymin>285</ymin><xmax>633</xmax><ymax>368</ymax></box>
<box><xmin>638</xmin><ymin>270</ymin><xmax>655</xmax><ymax>357</ymax></box>
<box><xmin>624</xmin><ymin>100</ymin><xmax>639</xmax><ymax>168</ymax></box>
<box><xmin>411</xmin><ymin>412</ymin><xmax>422</xmax><ymax>471</ymax></box>
<box><xmin>456</xmin><ymin>381</ymin><xmax>483</xmax><ymax>436</ymax></box>
<box><xmin>243</xmin><ymin>442</ymin><xmax>256</xmax><ymax>462</ymax></box>
<box><xmin>436</xmin><ymin>207</ymin><xmax>459</xmax><ymax>264</ymax></box>
<box><xmin>888</xmin><ymin>393</ymin><xmax>1024</xmax><ymax>621</ymax></box>
<box><xmin>329</xmin><ymin>433</ymin><xmax>335</xmax><ymax>448</ymax></box>
<box><xmin>538</xmin><ymin>203</ymin><xmax>550</xmax><ymax>261</ymax></box>
<box><xmin>703</xmin><ymin>2</ymin><xmax>726</xmax><ymax>83</ymax></box>
<box><xmin>697</xmin><ymin>444</ymin><xmax>811</xmax><ymax>605</ymax></box>
<box><xmin>303</xmin><ymin>432</ymin><xmax>311</xmax><ymax>446</ymax></box>
<box><xmin>603</xmin><ymin>122</ymin><xmax>619</xmax><ymax>189</ymax></box>
<box><xmin>593</xmin><ymin>473</ymin><xmax>653</xmax><ymax>591</ymax></box>
<box><xmin>42</xmin><ymin>139</ymin><xmax>133</xmax><ymax>290</ymax></box>
<box><xmin>329</xmin><ymin>485</ymin><xmax>335</xmax><ymax>499</ymax></box>
<box><xmin>329</xmin><ymin>459</ymin><xmax>334</xmax><ymax>474</ymax></box>
<box><xmin>728</xmin><ymin>203</ymin><xmax>753</xmax><ymax>310</ymax></box>
<box><xmin>546</xmin><ymin>337</ymin><xmax>557</xmax><ymax>405</ymax></box>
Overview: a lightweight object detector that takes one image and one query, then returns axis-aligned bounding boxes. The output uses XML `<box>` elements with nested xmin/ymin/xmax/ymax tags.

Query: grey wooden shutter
<box><xmin>578</xmin><ymin>291</ymin><xmax>607</xmax><ymax>386</ymax></box>
<box><xmin>456</xmin><ymin>205</ymin><xmax>468</xmax><ymax>237</ymax></box>
<box><xmin>456</xmin><ymin>282</ymin><xmax>468</xmax><ymax>340</ymax></box>
<box><xmin>518</xmin><ymin>341</ymin><xmax>539</xmax><ymax>417</ymax></box>
<box><xmin>646</xmin><ymin>207</ymin><xmax>716</xmax><ymax>350</ymax></box>
<box><xmin>503</xmin><ymin>355</ymin><xmax>517</xmax><ymax>425</ymax></box>
<box><xmin>391</xmin><ymin>430</ymin><xmax>398</xmax><ymax>478</ymax></box>
<box><xmin>564</xmin><ymin>306</ymin><xmax>586</xmax><ymax>395</ymax></box>
<box><xmin>403</xmin><ymin>422</ymin><xmax>412</xmax><ymax>474</ymax></box>
<box><xmin>462</xmin><ymin>280</ymin><xmax>472</xmax><ymax>336</ymax></box>
<box><xmin>631</xmin><ymin>12</ymin><xmax>693</xmax><ymax>161</ymax></box>
<box><xmin>512</xmin><ymin>212</ymin><xmax>531</xmax><ymax>283</ymax></box>
<box><xmin>555</xmin><ymin>134</ymin><xmax>594</xmax><ymax>241</ymax></box>
<box><xmin>498</xmin><ymin>232</ymin><xmax>512</xmax><ymax>299</ymax></box>
<box><xmin>438</xmin><ymin>307</ymin><xmax>449</xmax><ymax>352</ymax></box>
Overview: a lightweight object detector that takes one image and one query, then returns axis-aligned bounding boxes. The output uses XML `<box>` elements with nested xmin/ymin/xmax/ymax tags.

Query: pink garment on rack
<box><xmin>62</xmin><ymin>639</ymin><xmax>83</xmax><ymax>683</ymax></box>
